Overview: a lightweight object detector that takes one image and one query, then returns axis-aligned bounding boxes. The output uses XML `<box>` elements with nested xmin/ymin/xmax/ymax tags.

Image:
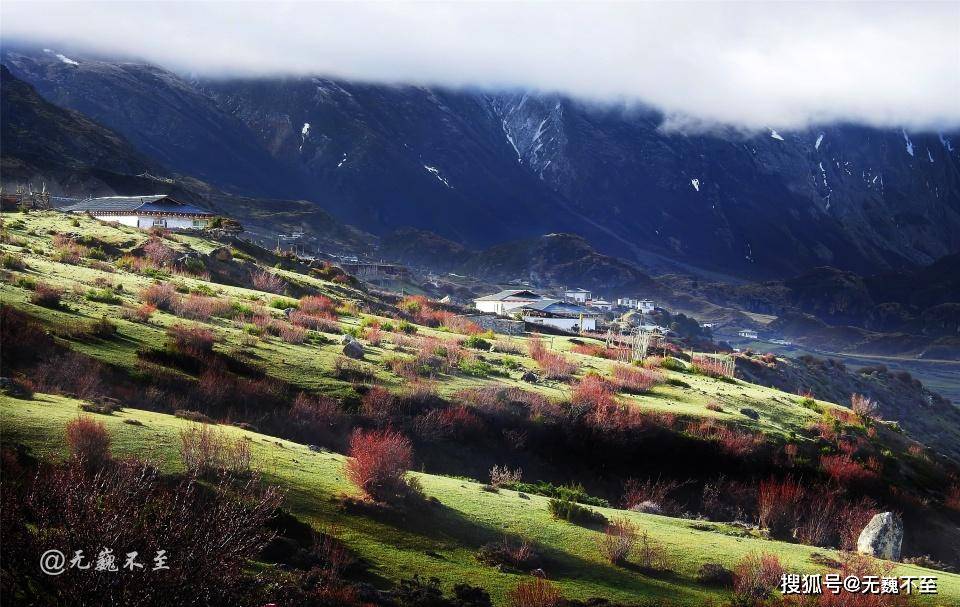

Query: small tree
<box><xmin>851</xmin><ymin>393</ymin><xmax>879</xmax><ymax>422</ymax></box>
<box><xmin>345</xmin><ymin>428</ymin><xmax>414</xmax><ymax>502</ymax></box>
<box><xmin>65</xmin><ymin>415</ymin><xmax>111</xmax><ymax>468</ymax></box>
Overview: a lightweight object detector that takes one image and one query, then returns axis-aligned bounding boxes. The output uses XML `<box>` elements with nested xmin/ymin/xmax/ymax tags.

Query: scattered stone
<box><xmin>520</xmin><ymin>371</ymin><xmax>539</xmax><ymax>383</ymax></box>
<box><xmin>307</xmin><ymin>444</ymin><xmax>323</xmax><ymax>452</ymax></box>
<box><xmin>857</xmin><ymin>512</ymin><xmax>903</xmax><ymax>560</ymax></box>
<box><xmin>342</xmin><ymin>339</ymin><xmax>364</xmax><ymax>359</ymax></box>
<box><xmin>283</xmin><ymin>307</ymin><xmax>296</xmax><ymax>317</ymax></box>
<box><xmin>740</xmin><ymin>407</ymin><xmax>760</xmax><ymax>420</ymax></box>
<box><xmin>517</xmin><ymin>492</ymin><xmax>530</xmax><ymax>500</ymax></box>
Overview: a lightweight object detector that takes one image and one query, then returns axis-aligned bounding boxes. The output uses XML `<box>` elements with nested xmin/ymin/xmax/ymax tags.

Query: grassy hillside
<box><xmin>4</xmin><ymin>393</ymin><xmax>958</xmax><ymax>606</ymax></box>
<box><xmin>2</xmin><ymin>211</ymin><xmax>959</xmax><ymax>606</ymax></box>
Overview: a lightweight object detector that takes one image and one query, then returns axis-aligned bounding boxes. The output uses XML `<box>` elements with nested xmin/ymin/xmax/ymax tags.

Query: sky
<box><xmin>2</xmin><ymin>1</ymin><xmax>958</xmax><ymax>132</ymax></box>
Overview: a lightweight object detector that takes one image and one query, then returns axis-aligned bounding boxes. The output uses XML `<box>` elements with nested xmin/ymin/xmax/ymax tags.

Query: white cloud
<box><xmin>2</xmin><ymin>1</ymin><xmax>958</xmax><ymax>132</ymax></box>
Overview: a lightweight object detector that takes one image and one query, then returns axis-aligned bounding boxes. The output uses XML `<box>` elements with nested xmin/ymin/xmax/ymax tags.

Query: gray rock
<box><xmin>283</xmin><ymin>307</ymin><xmax>296</xmax><ymax>317</ymax></box>
<box><xmin>340</xmin><ymin>334</ymin><xmax>356</xmax><ymax>345</ymax></box>
<box><xmin>857</xmin><ymin>512</ymin><xmax>903</xmax><ymax>560</ymax></box>
<box><xmin>520</xmin><ymin>371</ymin><xmax>539</xmax><ymax>383</ymax></box>
<box><xmin>630</xmin><ymin>500</ymin><xmax>662</xmax><ymax>514</ymax></box>
<box><xmin>342</xmin><ymin>339</ymin><xmax>364</xmax><ymax>359</ymax></box>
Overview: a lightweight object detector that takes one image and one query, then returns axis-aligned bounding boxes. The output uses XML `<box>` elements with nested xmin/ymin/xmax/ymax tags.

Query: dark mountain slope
<box><xmin>0</xmin><ymin>65</ymin><xmax>156</xmax><ymax>188</ymax></box>
<box><xmin>5</xmin><ymin>47</ymin><xmax>958</xmax><ymax>280</ymax></box>
<box><xmin>494</xmin><ymin>94</ymin><xmax>960</xmax><ymax>277</ymax></box>
<box><xmin>2</xmin><ymin>49</ymin><xmax>301</xmax><ymax>198</ymax></box>
<box><xmin>198</xmin><ymin>77</ymin><xmax>584</xmax><ymax>247</ymax></box>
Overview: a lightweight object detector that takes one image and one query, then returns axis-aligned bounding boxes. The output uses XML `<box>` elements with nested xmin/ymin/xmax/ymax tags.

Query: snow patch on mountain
<box><xmin>337</xmin><ymin>153</ymin><xmax>347</xmax><ymax>168</ymax></box>
<box><xmin>299</xmin><ymin>123</ymin><xmax>310</xmax><ymax>152</ymax></box>
<box><xmin>42</xmin><ymin>48</ymin><xmax>79</xmax><ymax>66</ymax></box>
<box><xmin>927</xmin><ymin>149</ymin><xmax>934</xmax><ymax>163</ymax></box>
<box><xmin>424</xmin><ymin>165</ymin><xmax>452</xmax><ymax>188</ymax></box>
<box><xmin>902</xmin><ymin>129</ymin><xmax>914</xmax><ymax>156</ymax></box>
<box><xmin>770</xmin><ymin>130</ymin><xmax>784</xmax><ymax>141</ymax></box>
<box><xmin>691</xmin><ymin>179</ymin><xmax>700</xmax><ymax>192</ymax></box>
<box><xmin>939</xmin><ymin>133</ymin><xmax>955</xmax><ymax>152</ymax></box>
<box><xmin>815</xmin><ymin>133</ymin><xmax>824</xmax><ymax>150</ymax></box>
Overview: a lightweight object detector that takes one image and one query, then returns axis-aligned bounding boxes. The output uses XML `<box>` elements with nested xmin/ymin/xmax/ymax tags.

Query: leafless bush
<box><xmin>596</xmin><ymin>517</ymin><xmax>637</xmax><ymax>564</ymax></box>
<box><xmin>489</xmin><ymin>465</ymin><xmax>523</xmax><ymax>488</ymax></box>
<box><xmin>179</xmin><ymin>424</ymin><xmax>253</xmax><ymax>477</ymax></box>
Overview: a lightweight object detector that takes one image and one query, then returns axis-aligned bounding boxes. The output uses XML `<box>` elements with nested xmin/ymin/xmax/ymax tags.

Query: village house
<box><xmin>473</xmin><ymin>289</ymin><xmax>544</xmax><ymax>316</ymax></box>
<box><xmin>564</xmin><ymin>287</ymin><xmax>591</xmax><ymax>303</ymax></box>
<box><xmin>738</xmin><ymin>329</ymin><xmax>759</xmax><ymax>339</ymax></box>
<box><xmin>474</xmin><ymin>289</ymin><xmax>598</xmax><ymax>332</ymax></box>
<box><xmin>515</xmin><ymin>299</ymin><xmax>598</xmax><ymax>332</ymax></box>
<box><xmin>589</xmin><ymin>298</ymin><xmax>613</xmax><ymax>311</ymax></box>
<box><xmin>60</xmin><ymin>195</ymin><xmax>214</xmax><ymax>230</ymax></box>
<box><xmin>616</xmin><ymin>297</ymin><xmax>655</xmax><ymax>313</ymax></box>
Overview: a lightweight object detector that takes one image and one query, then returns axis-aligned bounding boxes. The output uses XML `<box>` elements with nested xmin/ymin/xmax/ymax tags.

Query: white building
<box><xmin>589</xmin><ymin>298</ymin><xmax>613</xmax><ymax>311</ymax></box>
<box><xmin>473</xmin><ymin>289</ymin><xmax>544</xmax><ymax>316</ymax></box>
<box><xmin>738</xmin><ymin>329</ymin><xmax>759</xmax><ymax>339</ymax></box>
<box><xmin>516</xmin><ymin>299</ymin><xmax>598</xmax><ymax>332</ymax></box>
<box><xmin>61</xmin><ymin>195</ymin><xmax>214</xmax><ymax>230</ymax></box>
<box><xmin>616</xmin><ymin>297</ymin><xmax>655</xmax><ymax>313</ymax></box>
<box><xmin>564</xmin><ymin>288</ymin><xmax>591</xmax><ymax>303</ymax></box>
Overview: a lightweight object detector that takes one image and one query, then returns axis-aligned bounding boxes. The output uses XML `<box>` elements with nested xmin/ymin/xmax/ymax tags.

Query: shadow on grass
<box><xmin>282</xmin><ymin>484</ymin><xmax>713</xmax><ymax>604</ymax></box>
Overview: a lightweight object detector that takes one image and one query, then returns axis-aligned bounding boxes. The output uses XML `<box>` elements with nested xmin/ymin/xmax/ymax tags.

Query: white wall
<box><xmin>475</xmin><ymin>300</ymin><xmax>505</xmax><ymax>315</ymax></box>
<box><xmin>523</xmin><ymin>315</ymin><xmax>596</xmax><ymax>332</ymax></box>
<box><xmin>94</xmin><ymin>215</ymin><xmax>208</xmax><ymax>230</ymax></box>
<box><xmin>565</xmin><ymin>291</ymin><xmax>589</xmax><ymax>303</ymax></box>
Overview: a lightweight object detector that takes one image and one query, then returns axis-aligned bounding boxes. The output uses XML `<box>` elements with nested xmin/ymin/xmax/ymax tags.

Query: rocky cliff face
<box><xmin>4</xmin><ymin>46</ymin><xmax>959</xmax><ymax>280</ymax></box>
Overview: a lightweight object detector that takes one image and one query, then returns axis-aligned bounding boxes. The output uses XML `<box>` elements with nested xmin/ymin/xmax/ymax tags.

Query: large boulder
<box><xmin>342</xmin><ymin>339</ymin><xmax>365</xmax><ymax>360</ymax></box>
<box><xmin>856</xmin><ymin>512</ymin><xmax>903</xmax><ymax>560</ymax></box>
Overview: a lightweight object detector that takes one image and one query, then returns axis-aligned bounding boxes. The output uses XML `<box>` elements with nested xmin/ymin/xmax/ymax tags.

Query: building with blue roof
<box><xmin>59</xmin><ymin>195</ymin><xmax>214</xmax><ymax>230</ymax></box>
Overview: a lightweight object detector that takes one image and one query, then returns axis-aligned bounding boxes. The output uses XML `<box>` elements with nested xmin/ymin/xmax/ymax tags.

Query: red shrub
<box><xmin>689</xmin><ymin>419</ymin><xmax>762</xmax><ymax>457</ymax></box>
<box><xmin>279</xmin><ymin>323</ymin><xmax>307</xmax><ymax>344</ymax></box>
<box><xmin>360</xmin><ymin>386</ymin><xmax>399</xmax><ymax>419</ymax></box>
<box><xmin>250</xmin><ymin>269</ymin><xmax>285</xmax><ymax>294</ymax></box>
<box><xmin>757</xmin><ymin>477</ymin><xmax>805</xmax><ymax>539</ymax></box>
<box><xmin>732</xmin><ymin>552</ymin><xmax>783</xmax><ymax>604</ymax></box>
<box><xmin>528</xmin><ymin>338</ymin><xmax>576</xmax><ymax>379</ymax></box>
<box><xmin>65</xmin><ymin>415</ymin><xmax>111</xmax><ymax>468</ymax></box>
<box><xmin>508</xmin><ymin>578</ymin><xmax>561</xmax><ymax>607</ymax></box>
<box><xmin>611</xmin><ymin>365</ymin><xmax>662</xmax><ymax>394</ymax></box>
<box><xmin>836</xmin><ymin>497</ymin><xmax>879</xmax><ymax>551</ymax></box>
<box><xmin>30</xmin><ymin>282</ymin><xmax>63</xmax><ymax>307</ymax></box>
<box><xmin>299</xmin><ymin>294</ymin><xmax>337</xmax><ymax>315</ymax></box>
<box><xmin>365</xmin><ymin>326</ymin><xmax>383</xmax><ymax>346</ymax></box>
<box><xmin>443</xmin><ymin>315</ymin><xmax>484</xmax><ymax>335</ymax></box>
<box><xmin>167</xmin><ymin>324</ymin><xmax>215</xmax><ymax>356</ymax></box>
<box><xmin>140</xmin><ymin>281</ymin><xmax>176</xmax><ymax>310</ymax></box>
<box><xmin>143</xmin><ymin>238</ymin><xmax>177</xmax><ymax>266</ymax></box>
<box><xmin>123</xmin><ymin>302</ymin><xmax>156</xmax><ymax>323</ymax></box>
<box><xmin>690</xmin><ymin>354</ymin><xmax>735</xmax><ymax>379</ymax></box>
<box><xmin>821</xmin><ymin>453</ymin><xmax>878</xmax><ymax>487</ymax></box>
<box><xmin>345</xmin><ymin>428</ymin><xmax>414</xmax><ymax>502</ymax></box>
<box><xmin>174</xmin><ymin>294</ymin><xmax>230</xmax><ymax>321</ymax></box>
<box><xmin>572</xmin><ymin>375</ymin><xmax>617</xmax><ymax>410</ymax></box>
